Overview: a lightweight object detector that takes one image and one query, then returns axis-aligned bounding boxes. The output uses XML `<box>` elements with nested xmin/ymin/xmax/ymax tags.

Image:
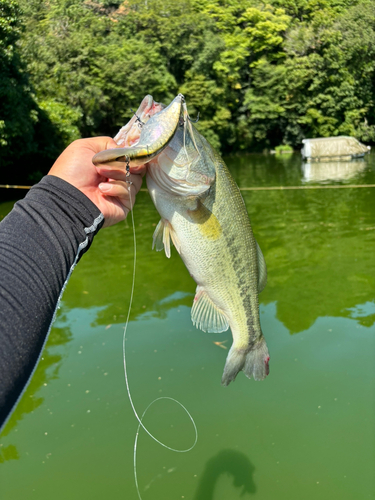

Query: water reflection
<box><xmin>0</xmin><ymin>153</ymin><xmax>374</xmax><ymax>499</ymax></box>
<box><xmin>0</xmin><ymin>317</ymin><xmax>73</xmax><ymax>460</ymax></box>
<box><xmin>226</xmin><ymin>153</ymin><xmax>305</xmax><ymax>188</ymax></box>
<box><xmin>346</xmin><ymin>301</ymin><xmax>375</xmax><ymax>327</ymax></box>
<box><xmin>194</xmin><ymin>449</ymin><xmax>256</xmax><ymax>499</ymax></box>
<box><xmin>241</xmin><ymin>156</ymin><xmax>375</xmax><ymax>333</ymax></box>
<box><xmin>0</xmin><ymin>444</ymin><xmax>19</xmax><ymax>463</ymax></box>
<box><xmin>55</xmin><ymin>153</ymin><xmax>375</xmax><ymax>336</ymax></box>
<box><xmin>226</xmin><ymin>153</ymin><xmax>374</xmax><ymax>189</ymax></box>
<box><xmin>302</xmin><ymin>160</ymin><xmax>367</xmax><ymax>183</ymax></box>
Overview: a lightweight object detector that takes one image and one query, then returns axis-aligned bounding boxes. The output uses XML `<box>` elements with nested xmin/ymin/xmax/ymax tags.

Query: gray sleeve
<box><xmin>0</xmin><ymin>175</ymin><xmax>104</xmax><ymax>429</ymax></box>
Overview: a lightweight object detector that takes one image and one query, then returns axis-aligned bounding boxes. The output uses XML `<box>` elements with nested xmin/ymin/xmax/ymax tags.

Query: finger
<box><xmin>96</xmin><ymin>169</ymin><xmax>143</xmax><ymax>189</ymax></box>
<box><xmin>129</xmin><ymin>164</ymin><xmax>147</xmax><ymax>176</ymax></box>
<box><xmin>127</xmin><ymin>174</ymin><xmax>143</xmax><ymax>193</ymax></box>
<box><xmin>95</xmin><ymin>163</ymin><xmax>147</xmax><ymax>178</ymax></box>
<box><xmin>86</xmin><ymin>136</ymin><xmax>119</xmax><ymax>154</ymax></box>
<box><xmin>98</xmin><ymin>180</ymin><xmax>139</xmax><ymax>204</ymax></box>
<box><xmin>95</xmin><ymin>166</ymin><xmax>126</xmax><ymax>180</ymax></box>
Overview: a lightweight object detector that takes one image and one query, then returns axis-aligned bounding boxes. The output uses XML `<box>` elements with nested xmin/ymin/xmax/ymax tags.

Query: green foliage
<box><xmin>0</xmin><ymin>0</ymin><xmax>66</xmax><ymax>180</ymax></box>
<box><xmin>0</xmin><ymin>0</ymin><xmax>35</xmax><ymax>159</ymax></box>
<box><xmin>0</xmin><ymin>0</ymin><xmax>22</xmax><ymax>49</ymax></box>
<box><xmin>1</xmin><ymin>0</ymin><xmax>375</xmax><ymax>180</ymax></box>
<box><xmin>274</xmin><ymin>144</ymin><xmax>293</xmax><ymax>152</ymax></box>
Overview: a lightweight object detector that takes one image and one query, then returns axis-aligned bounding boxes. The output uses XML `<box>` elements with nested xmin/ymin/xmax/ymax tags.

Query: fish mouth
<box><xmin>137</xmin><ymin>94</ymin><xmax>164</xmax><ymax>120</ymax></box>
<box><xmin>114</xmin><ymin>95</ymin><xmax>165</xmax><ymax>148</ymax></box>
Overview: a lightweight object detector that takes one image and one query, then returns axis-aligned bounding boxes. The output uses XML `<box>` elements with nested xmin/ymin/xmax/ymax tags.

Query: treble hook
<box><xmin>130</xmin><ymin>108</ymin><xmax>144</xmax><ymax>127</ymax></box>
<box><xmin>188</xmin><ymin>112</ymin><xmax>200</xmax><ymax>124</ymax></box>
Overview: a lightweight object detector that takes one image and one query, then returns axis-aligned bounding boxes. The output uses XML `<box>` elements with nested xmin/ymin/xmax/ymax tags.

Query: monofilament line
<box><xmin>123</xmin><ymin>180</ymin><xmax>198</xmax><ymax>500</ymax></box>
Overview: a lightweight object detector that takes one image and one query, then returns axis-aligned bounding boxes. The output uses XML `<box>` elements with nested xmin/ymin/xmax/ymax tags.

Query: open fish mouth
<box><xmin>114</xmin><ymin>95</ymin><xmax>165</xmax><ymax>148</ymax></box>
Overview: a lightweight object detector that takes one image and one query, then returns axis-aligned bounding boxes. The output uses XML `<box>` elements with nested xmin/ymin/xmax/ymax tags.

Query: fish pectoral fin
<box><xmin>191</xmin><ymin>286</ymin><xmax>229</xmax><ymax>333</ymax></box>
<box><xmin>256</xmin><ymin>240</ymin><xmax>267</xmax><ymax>293</ymax></box>
<box><xmin>152</xmin><ymin>219</ymin><xmax>181</xmax><ymax>258</ymax></box>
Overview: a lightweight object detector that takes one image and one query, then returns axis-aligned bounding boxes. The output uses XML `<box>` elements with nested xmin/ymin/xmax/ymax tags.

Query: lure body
<box><xmin>92</xmin><ymin>94</ymin><xmax>183</xmax><ymax>167</ymax></box>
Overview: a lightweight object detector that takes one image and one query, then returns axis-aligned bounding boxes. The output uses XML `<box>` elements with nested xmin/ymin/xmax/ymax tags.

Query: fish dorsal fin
<box><xmin>152</xmin><ymin>219</ymin><xmax>181</xmax><ymax>258</ymax></box>
<box><xmin>191</xmin><ymin>286</ymin><xmax>229</xmax><ymax>333</ymax></box>
<box><xmin>256</xmin><ymin>240</ymin><xmax>267</xmax><ymax>293</ymax></box>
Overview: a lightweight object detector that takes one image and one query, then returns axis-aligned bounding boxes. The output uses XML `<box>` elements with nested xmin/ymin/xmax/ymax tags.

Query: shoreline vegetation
<box><xmin>1</xmin><ymin>0</ymin><xmax>375</xmax><ymax>184</ymax></box>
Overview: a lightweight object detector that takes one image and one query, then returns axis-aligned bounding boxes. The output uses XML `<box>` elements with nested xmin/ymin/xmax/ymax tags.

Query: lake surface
<box><xmin>1</xmin><ymin>153</ymin><xmax>374</xmax><ymax>500</ymax></box>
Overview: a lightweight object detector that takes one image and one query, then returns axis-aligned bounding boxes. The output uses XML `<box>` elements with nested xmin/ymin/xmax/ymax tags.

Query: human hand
<box><xmin>49</xmin><ymin>137</ymin><xmax>144</xmax><ymax>228</ymax></box>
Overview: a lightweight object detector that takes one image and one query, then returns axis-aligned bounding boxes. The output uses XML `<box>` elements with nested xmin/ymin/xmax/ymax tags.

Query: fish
<box><xmin>94</xmin><ymin>95</ymin><xmax>270</xmax><ymax>386</ymax></box>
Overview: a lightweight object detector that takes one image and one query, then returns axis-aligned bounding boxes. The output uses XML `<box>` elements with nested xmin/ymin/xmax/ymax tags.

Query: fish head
<box><xmin>148</xmin><ymin>102</ymin><xmax>216</xmax><ymax>197</ymax></box>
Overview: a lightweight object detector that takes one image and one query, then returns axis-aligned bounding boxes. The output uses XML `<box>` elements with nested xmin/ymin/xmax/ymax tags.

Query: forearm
<box><xmin>0</xmin><ymin>176</ymin><xmax>104</xmax><ymax>429</ymax></box>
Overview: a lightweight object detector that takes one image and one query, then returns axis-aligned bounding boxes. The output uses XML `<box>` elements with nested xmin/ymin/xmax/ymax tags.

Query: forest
<box><xmin>1</xmin><ymin>0</ymin><xmax>375</xmax><ymax>183</ymax></box>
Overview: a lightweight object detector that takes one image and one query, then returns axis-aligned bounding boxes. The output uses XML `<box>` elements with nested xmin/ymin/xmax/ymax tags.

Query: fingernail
<box><xmin>99</xmin><ymin>183</ymin><xmax>111</xmax><ymax>192</ymax></box>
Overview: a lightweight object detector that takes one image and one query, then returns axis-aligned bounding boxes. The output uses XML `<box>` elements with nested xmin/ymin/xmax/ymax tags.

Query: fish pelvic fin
<box><xmin>191</xmin><ymin>286</ymin><xmax>229</xmax><ymax>333</ymax></box>
<box><xmin>152</xmin><ymin>219</ymin><xmax>181</xmax><ymax>258</ymax></box>
<box><xmin>221</xmin><ymin>337</ymin><xmax>270</xmax><ymax>386</ymax></box>
<box><xmin>152</xmin><ymin>219</ymin><xmax>165</xmax><ymax>252</ymax></box>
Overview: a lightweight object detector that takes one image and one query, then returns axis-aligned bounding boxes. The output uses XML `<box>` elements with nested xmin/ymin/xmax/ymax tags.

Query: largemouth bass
<box><xmin>95</xmin><ymin>96</ymin><xmax>270</xmax><ymax>385</ymax></box>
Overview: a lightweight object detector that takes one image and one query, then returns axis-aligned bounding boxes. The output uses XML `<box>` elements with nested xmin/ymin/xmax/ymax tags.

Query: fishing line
<box><xmin>182</xmin><ymin>103</ymin><xmax>201</xmax><ymax>167</ymax></box>
<box><xmin>122</xmin><ymin>169</ymin><xmax>198</xmax><ymax>500</ymax></box>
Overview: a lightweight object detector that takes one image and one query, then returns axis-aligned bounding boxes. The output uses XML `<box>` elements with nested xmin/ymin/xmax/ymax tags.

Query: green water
<box><xmin>1</xmin><ymin>153</ymin><xmax>374</xmax><ymax>499</ymax></box>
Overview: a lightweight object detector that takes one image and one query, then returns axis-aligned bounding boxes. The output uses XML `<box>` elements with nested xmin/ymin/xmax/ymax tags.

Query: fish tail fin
<box><xmin>243</xmin><ymin>338</ymin><xmax>270</xmax><ymax>382</ymax></box>
<box><xmin>221</xmin><ymin>338</ymin><xmax>270</xmax><ymax>386</ymax></box>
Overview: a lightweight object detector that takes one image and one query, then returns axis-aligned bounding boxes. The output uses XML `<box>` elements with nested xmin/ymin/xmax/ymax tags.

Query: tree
<box><xmin>2</xmin><ymin>0</ymin><xmax>374</xmax><ymax>180</ymax></box>
<box><xmin>0</xmin><ymin>0</ymin><xmax>37</xmax><ymax>167</ymax></box>
<box><xmin>0</xmin><ymin>0</ymin><xmax>68</xmax><ymax>182</ymax></box>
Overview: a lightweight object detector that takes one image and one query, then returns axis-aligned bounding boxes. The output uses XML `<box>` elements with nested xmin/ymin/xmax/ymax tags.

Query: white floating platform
<box><xmin>301</xmin><ymin>136</ymin><xmax>371</xmax><ymax>162</ymax></box>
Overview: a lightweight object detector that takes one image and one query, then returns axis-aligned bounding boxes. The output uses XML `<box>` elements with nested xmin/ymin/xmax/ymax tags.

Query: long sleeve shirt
<box><xmin>0</xmin><ymin>176</ymin><xmax>104</xmax><ymax>430</ymax></box>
